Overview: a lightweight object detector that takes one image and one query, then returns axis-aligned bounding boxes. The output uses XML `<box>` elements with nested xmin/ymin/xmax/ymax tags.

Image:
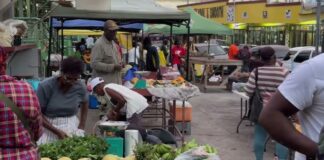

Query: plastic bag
<box><xmin>124</xmin><ymin>66</ymin><xmax>138</xmax><ymax>81</ymax></box>
<box><xmin>175</xmin><ymin>146</ymin><xmax>221</xmax><ymax>160</ymax></box>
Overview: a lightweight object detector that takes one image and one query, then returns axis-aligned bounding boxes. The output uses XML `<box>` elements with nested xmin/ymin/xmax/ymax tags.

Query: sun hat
<box><xmin>89</xmin><ymin>77</ymin><xmax>105</xmax><ymax>91</ymax></box>
<box><xmin>105</xmin><ymin>20</ymin><xmax>119</xmax><ymax>30</ymax></box>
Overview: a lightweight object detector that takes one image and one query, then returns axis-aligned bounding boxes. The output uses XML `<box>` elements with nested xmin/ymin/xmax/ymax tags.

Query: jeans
<box><xmin>254</xmin><ymin>123</ymin><xmax>288</xmax><ymax>160</ymax></box>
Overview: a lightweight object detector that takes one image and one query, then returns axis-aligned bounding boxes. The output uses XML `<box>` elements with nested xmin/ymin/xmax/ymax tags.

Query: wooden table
<box><xmin>189</xmin><ymin>57</ymin><xmax>243</xmax><ymax>91</ymax></box>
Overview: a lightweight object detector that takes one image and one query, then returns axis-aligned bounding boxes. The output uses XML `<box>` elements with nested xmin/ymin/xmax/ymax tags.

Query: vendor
<box><xmin>89</xmin><ymin>78</ymin><xmax>166</xmax><ymax>143</ymax></box>
<box><xmin>37</xmin><ymin>57</ymin><xmax>89</xmax><ymax>144</ymax></box>
<box><xmin>89</xmin><ymin>77</ymin><xmax>148</xmax><ymax>124</ymax></box>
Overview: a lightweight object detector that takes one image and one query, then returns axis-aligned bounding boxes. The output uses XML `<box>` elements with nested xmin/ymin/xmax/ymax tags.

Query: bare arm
<box><xmin>78</xmin><ymin>101</ymin><xmax>88</xmax><ymax>130</ymax></box>
<box><xmin>259</xmin><ymin>91</ymin><xmax>318</xmax><ymax>157</ymax></box>
<box><xmin>106</xmin><ymin>88</ymin><xmax>126</xmax><ymax>112</ymax></box>
<box><xmin>42</xmin><ymin>114</ymin><xmax>68</xmax><ymax>139</ymax></box>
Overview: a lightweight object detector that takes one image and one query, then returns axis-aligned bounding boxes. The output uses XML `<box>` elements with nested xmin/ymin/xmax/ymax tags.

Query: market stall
<box><xmin>145</xmin><ymin>7</ymin><xmax>233</xmax><ymax>79</ymax></box>
<box><xmin>45</xmin><ymin>1</ymin><xmax>191</xmax><ymax>76</ymax></box>
<box><xmin>189</xmin><ymin>57</ymin><xmax>243</xmax><ymax>91</ymax></box>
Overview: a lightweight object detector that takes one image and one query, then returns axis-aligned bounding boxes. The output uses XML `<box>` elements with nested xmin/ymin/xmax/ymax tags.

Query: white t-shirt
<box><xmin>86</xmin><ymin>37</ymin><xmax>94</xmax><ymax>49</ymax></box>
<box><xmin>278</xmin><ymin>54</ymin><xmax>324</xmax><ymax>160</ymax></box>
<box><xmin>128</xmin><ymin>47</ymin><xmax>140</xmax><ymax>64</ymax></box>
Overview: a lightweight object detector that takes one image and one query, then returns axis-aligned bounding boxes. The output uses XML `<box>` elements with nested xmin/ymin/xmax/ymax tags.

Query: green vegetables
<box><xmin>134</xmin><ymin>139</ymin><xmax>218</xmax><ymax>160</ymax></box>
<box><xmin>39</xmin><ymin>136</ymin><xmax>108</xmax><ymax>160</ymax></box>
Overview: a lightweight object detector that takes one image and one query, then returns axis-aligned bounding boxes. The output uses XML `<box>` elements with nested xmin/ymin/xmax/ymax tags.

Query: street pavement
<box><xmin>84</xmin><ymin>88</ymin><xmax>275</xmax><ymax>160</ymax></box>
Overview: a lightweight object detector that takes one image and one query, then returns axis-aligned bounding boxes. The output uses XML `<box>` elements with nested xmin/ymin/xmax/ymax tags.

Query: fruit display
<box><xmin>171</xmin><ymin>76</ymin><xmax>185</xmax><ymax>86</ymax></box>
<box><xmin>145</xmin><ymin>76</ymin><xmax>191</xmax><ymax>88</ymax></box>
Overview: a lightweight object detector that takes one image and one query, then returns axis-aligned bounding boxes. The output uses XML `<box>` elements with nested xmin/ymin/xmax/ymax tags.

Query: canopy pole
<box><xmin>186</xmin><ymin>20</ymin><xmax>190</xmax><ymax>80</ymax></box>
<box><xmin>141</xmin><ymin>29</ymin><xmax>144</xmax><ymax>70</ymax></box>
<box><xmin>315</xmin><ymin>0</ymin><xmax>321</xmax><ymax>53</ymax></box>
<box><xmin>169</xmin><ymin>24</ymin><xmax>173</xmax><ymax>66</ymax></box>
<box><xmin>208</xmin><ymin>35</ymin><xmax>211</xmax><ymax>55</ymax></box>
<box><xmin>126</xmin><ymin>33</ymin><xmax>129</xmax><ymax>64</ymax></box>
<box><xmin>56</xmin><ymin>29</ymin><xmax>59</xmax><ymax>53</ymax></box>
<box><xmin>47</xmin><ymin>17</ymin><xmax>53</xmax><ymax>77</ymax></box>
<box><xmin>61</xmin><ymin>19</ymin><xmax>64</xmax><ymax>61</ymax></box>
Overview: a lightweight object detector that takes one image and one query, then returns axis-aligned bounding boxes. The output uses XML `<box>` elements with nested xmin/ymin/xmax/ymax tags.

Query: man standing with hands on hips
<box><xmin>91</xmin><ymin>20</ymin><xmax>122</xmax><ymax>84</ymax></box>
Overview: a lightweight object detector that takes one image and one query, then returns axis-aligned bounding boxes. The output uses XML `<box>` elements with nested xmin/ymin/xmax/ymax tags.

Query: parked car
<box><xmin>193</xmin><ymin>43</ymin><xmax>228</xmax><ymax>59</ymax></box>
<box><xmin>282</xmin><ymin>46</ymin><xmax>319</xmax><ymax>71</ymax></box>
<box><xmin>250</xmin><ymin>45</ymin><xmax>290</xmax><ymax>60</ymax></box>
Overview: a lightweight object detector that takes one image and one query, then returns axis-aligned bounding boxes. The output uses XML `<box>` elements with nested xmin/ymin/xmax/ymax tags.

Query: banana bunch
<box><xmin>153</xmin><ymin>144</ymin><xmax>177</xmax><ymax>160</ymax></box>
<box><xmin>204</xmin><ymin>144</ymin><xmax>218</xmax><ymax>154</ymax></box>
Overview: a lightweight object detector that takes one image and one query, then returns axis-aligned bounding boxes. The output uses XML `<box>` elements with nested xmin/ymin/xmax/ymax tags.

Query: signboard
<box><xmin>227</xmin><ymin>6</ymin><xmax>234</xmax><ymax>22</ymax></box>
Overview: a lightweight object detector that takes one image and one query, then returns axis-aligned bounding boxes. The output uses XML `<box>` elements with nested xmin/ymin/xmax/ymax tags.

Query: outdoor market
<box><xmin>0</xmin><ymin>0</ymin><xmax>324</xmax><ymax>160</ymax></box>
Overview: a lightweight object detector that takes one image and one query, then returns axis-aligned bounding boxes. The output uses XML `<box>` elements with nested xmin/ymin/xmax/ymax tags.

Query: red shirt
<box><xmin>0</xmin><ymin>75</ymin><xmax>42</xmax><ymax>160</ymax></box>
<box><xmin>171</xmin><ymin>45</ymin><xmax>186</xmax><ymax>65</ymax></box>
<box><xmin>228</xmin><ymin>44</ymin><xmax>239</xmax><ymax>60</ymax></box>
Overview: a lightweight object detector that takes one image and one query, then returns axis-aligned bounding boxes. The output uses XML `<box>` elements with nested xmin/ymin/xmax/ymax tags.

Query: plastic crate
<box><xmin>105</xmin><ymin>137</ymin><xmax>124</xmax><ymax>157</ymax></box>
<box><xmin>168</xmin><ymin>120</ymin><xmax>191</xmax><ymax>135</ymax></box>
<box><xmin>175</xmin><ymin>122</ymin><xmax>191</xmax><ymax>135</ymax></box>
<box><xmin>89</xmin><ymin>95</ymin><xmax>99</xmax><ymax>109</ymax></box>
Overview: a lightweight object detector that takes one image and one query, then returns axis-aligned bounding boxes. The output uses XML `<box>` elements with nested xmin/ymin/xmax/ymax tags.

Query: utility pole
<box><xmin>315</xmin><ymin>0</ymin><xmax>321</xmax><ymax>53</ymax></box>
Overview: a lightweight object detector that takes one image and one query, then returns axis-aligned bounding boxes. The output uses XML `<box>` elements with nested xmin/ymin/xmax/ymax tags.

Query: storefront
<box><xmin>178</xmin><ymin>0</ymin><xmax>322</xmax><ymax>47</ymax></box>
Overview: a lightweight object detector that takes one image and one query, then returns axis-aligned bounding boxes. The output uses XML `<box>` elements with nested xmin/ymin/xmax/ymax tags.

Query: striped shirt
<box><xmin>0</xmin><ymin>75</ymin><xmax>42</xmax><ymax>160</ymax></box>
<box><xmin>245</xmin><ymin>66</ymin><xmax>289</xmax><ymax>105</ymax></box>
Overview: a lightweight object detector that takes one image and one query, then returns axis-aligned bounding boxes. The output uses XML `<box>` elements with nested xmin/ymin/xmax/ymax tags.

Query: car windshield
<box><xmin>196</xmin><ymin>45</ymin><xmax>226</xmax><ymax>56</ymax></box>
<box><xmin>283</xmin><ymin>51</ymin><xmax>297</xmax><ymax>60</ymax></box>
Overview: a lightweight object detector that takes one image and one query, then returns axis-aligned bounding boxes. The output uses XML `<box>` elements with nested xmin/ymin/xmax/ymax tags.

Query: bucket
<box><xmin>125</xmin><ymin>130</ymin><xmax>142</xmax><ymax>156</ymax></box>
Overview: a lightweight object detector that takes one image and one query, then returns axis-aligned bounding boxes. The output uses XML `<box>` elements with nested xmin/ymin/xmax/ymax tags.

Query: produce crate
<box><xmin>105</xmin><ymin>137</ymin><xmax>124</xmax><ymax>157</ymax></box>
<box><xmin>169</xmin><ymin>101</ymin><xmax>192</xmax><ymax>122</ymax></box>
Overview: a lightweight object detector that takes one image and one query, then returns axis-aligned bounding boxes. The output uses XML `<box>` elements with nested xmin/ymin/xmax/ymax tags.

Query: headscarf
<box><xmin>0</xmin><ymin>46</ymin><xmax>8</xmax><ymax>75</ymax></box>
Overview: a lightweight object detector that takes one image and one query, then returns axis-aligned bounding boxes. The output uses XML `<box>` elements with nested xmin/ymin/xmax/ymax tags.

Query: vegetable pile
<box><xmin>39</xmin><ymin>136</ymin><xmax>108</xmax><ymax>160</ymax></box>
<box><xmin>134</xmin><ymin>139</ymin><xmax>218</xmax><ymax>160</ymax></box>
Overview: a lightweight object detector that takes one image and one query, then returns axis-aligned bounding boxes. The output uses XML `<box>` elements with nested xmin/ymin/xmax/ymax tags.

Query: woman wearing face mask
<box><xmin>37</xmin><ymin>57</ymin><xmax>89</xmax><ymax>144</ymax></box>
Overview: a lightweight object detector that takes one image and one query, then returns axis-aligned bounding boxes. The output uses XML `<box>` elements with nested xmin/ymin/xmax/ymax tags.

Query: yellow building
<box><xmin>178</xmin><ymin>0</ymin><xmax>323</xmax><ymax>47</ymax></box>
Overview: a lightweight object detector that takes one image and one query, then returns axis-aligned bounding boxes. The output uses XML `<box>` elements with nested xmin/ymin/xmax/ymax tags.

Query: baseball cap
<box><xmin>89</xmin><ymin>77</ymin><xmax>104</xmax><ymax>91</ymax></box>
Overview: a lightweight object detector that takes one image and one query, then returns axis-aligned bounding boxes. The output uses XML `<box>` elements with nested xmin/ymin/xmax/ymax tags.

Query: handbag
<box><xmin>0</xmin><ymin>93</ymin><xmax>36</xmax><ymax>146</ymax></box>
<box><xmin>248</xmin><ymin>68</ymin><xmax>263</xmax><ymax>123</ymax></box>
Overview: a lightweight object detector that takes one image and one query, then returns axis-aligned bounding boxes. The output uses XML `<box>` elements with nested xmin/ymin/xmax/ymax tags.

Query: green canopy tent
<box><xmin>145</xmin><ymin>8</ymin><xmax>232</xmax><ymax>62</ymax></box>
<box><xmin>145</xmin><ymin>8</ymin><xmax>233</xmax><ymax>35</ymax></box>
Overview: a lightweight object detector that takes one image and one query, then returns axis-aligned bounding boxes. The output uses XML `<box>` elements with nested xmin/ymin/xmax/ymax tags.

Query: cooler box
<box><xmin>89</xmin><ymin>95</ymin><xmax>99</xmax><ymax>109</ymax></box>
<box><xmin>169</xmin><ymin>101</ymin><xmax>192</xmax><ymax>122</ymax></box>
<box><xmin>105</xmin><ymin>137</ymin><xmax>124</xmax><ymax>157</ymax></box>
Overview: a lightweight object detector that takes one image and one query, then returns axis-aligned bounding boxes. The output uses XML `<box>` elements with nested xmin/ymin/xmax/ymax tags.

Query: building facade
<box><xmin>178</xmin><ymin>0</ymin><xmax>323</xmax><ymax>47</ymax></box>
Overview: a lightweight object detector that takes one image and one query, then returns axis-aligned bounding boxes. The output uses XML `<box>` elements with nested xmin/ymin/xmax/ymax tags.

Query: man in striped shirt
<box><xmin>245</xmin><ymin>47</ymin><xmax>289</xmax><ymax>160</ymax></box>
<box><xmin>0</xmin><ymin>46</ymin><xmax>43</xmax><ymax>160</ymax></box>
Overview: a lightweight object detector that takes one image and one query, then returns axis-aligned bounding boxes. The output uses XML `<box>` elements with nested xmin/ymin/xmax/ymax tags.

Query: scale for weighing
<box><xmin>97</xmin><ymin>121</ymin><xmax>129</xmax><ymax>137</ymax></box>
